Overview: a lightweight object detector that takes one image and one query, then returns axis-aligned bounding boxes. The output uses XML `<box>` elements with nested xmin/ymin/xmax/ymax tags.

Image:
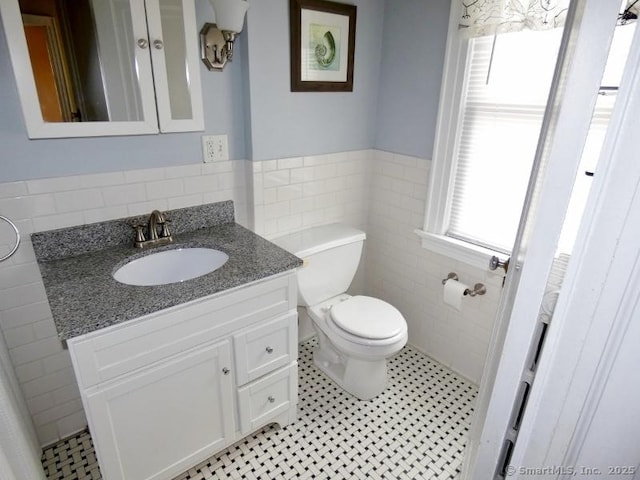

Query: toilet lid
<box><xmin>330</xmin><ymin>296</ymin><xmax>405</xmax><ymax>340</ymax></box>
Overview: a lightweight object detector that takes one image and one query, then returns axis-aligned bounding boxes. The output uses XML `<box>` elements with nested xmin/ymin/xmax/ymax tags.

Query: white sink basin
<box><xmin>113</xmin><ymin>248</ymin><xmax>229</xmax><ymax>286</ymax></box>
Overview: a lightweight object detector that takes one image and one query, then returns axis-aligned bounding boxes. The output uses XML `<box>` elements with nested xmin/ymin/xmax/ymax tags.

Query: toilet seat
<box><xmin>307</xmin><ymin>294</ymin><xmax>408</xmax><ymax>348</ymax></box>
<box><xmin>330</xmin><ymin>296</ymin><xmax>405</xmax><ymax>340</ymax></box>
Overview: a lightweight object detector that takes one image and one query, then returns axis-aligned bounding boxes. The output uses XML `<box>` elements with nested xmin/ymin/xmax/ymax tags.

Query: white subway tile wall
<box><xmin>251</xmin><ymin>151</ymin><xmax>372</xmax><ymax>298</ymax></box>
<box><xmin>252</xmin><ymin>151</ymin><xmax>372</xmax><ymax>239</ymax></box>
<box><xmin>365</xmin><ymin>150</ymin><xmax>503</xmax><ymax>384</ymax></box>
<box><xmin>0</xmin><ymin>161</ymin><xmax>249</xmax><ymax>446</ymax></box>
<box><xmin>0</xmin><ymin>150</ymin><xmax>501</xmax><ymax>448</ymax></box>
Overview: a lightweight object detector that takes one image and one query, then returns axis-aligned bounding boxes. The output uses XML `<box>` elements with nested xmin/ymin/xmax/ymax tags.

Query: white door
<box><xmin>462</xmin><ymin>1</ymin><xmax>624</xmax><ymax>478</ymax></box>
<box><xmin>85</xmin><ymin>340</ymin><xmax>235</xmax><ymax>480</ymax></box>
<box><xmin>0</xmin><ymin>332</ymin><xmax>46</xmax><ymax>480</ymax></box>
<box><xmin>508</xmin><ymin>19</ymin><xmax>640</xmax><ymax>475</ymax></box>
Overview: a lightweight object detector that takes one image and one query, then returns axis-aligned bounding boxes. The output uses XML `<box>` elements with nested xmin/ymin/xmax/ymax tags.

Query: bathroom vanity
<box><xmin>32</xmin><ymin>201</ymin><xmax>302</xmax><ymax>480</ymax></box>
<box><xmin>70</xmin><ymin>273</ymin><xmax>298</xmax><ymax>480</ymax></box>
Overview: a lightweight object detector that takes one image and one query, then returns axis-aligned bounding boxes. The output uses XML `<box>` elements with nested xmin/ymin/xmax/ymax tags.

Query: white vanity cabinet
<box><xmin>68</xmin><ymin>272</ymin><xmax>298</xmax><ymax>480</ymax></box>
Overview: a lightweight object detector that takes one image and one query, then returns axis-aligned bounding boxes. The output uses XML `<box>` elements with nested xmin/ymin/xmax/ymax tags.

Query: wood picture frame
<box><xmin>289</xmin><ymin>0</ymin><xmax>357</xmax><ymax>92</ymax></box>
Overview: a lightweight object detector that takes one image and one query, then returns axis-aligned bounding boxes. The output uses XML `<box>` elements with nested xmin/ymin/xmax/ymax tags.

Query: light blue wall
<box><xmin>374</xmin><ymin>0</ymin><xmax>450</xmax><ymax>159</ymax></box>
<box><xmin>0</xmin><ymin>2</ymin><xmax>246</xmax><ymax>182</ymax></box>
<box><xmin>0</xmin><ymin>0</ymin><xmax>449</xmax><ymax>182</ymax></box>
<box><xmin>243</xmin><ymin>0</ymin><xmax>385</xmax><ymax>161</ymax></box>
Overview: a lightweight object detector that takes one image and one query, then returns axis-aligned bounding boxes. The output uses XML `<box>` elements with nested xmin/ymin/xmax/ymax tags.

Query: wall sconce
<box><xmin>200</xmin><ymin>0</ymin><xmax>249</xmax><ymax>71</ymax></box>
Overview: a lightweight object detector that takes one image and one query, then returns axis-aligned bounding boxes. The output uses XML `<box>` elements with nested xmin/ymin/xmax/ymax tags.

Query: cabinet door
<box><xmin>145</xmin><ymin>0</ymin><xmax>204</xmax><ymax>132</ymax></box>
<box><xmin>85</xmin><ymin>340</ymin><xmax>234</xmax><ymax>480</ymax></box>
<box><xmin>0</xmin><ymin>0</ymin><xmax>160</xmax><ymax>138</ymax></box>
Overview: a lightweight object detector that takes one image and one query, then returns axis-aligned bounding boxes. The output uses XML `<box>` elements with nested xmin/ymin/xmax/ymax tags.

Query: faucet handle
<box><xmin>160</xmin><ymin>220</ymin><xmax>172</xmax><ymax>238</ymax></box>
<box><xmin>133</xmin><ymin>224</ymin><xmax>146</xmax><ymax>245</ymax></box>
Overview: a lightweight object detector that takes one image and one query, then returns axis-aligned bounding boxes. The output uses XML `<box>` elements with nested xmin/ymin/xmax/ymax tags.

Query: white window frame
<box><xmin>416</xmin><ymin>0</ymin><xmax>502</xmax><ymax>270</ymax></box>
<box><xmin>419</xmin><ymin>4</ymin><xmax>628</xmax><ymax>271</ymax></box>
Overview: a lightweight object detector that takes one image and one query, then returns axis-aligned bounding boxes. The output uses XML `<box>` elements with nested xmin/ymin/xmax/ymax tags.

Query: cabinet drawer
<box><xmin>233</xmin><ymin>312</ymin><xmax>297</xmax><ymax>385</ymax></box>
<box><xmin>69</xmin><ymin>273</ymin><xmax>296</xmax><ymax>388</ymax></box>
<box><xmin>237</xmin><ymin>363</ymin><xmax>298</xmax><ymax>435</ymax></box>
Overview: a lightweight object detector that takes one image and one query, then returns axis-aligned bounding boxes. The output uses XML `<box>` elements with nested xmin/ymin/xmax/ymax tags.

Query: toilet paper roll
<box><xmin>443</xmin><ymin>279</ymin><xmax>468</xmax><ymax>311</ymax></box>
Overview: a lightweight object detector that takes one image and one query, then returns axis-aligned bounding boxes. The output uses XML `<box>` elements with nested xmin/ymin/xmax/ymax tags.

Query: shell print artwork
<box><xmin>315</xmin><ymin>31</ymin><xmax>336</xmax><ymax>68</ymax></box>
<box><xmin>291</xmin><ymin>1</ymin><xmax>356</xmax><ymax>91</ymax></box>
<box><xmin>309</xmin><ymin>24</ymin><xmax>341</xmax><ymax>71</ymax></box>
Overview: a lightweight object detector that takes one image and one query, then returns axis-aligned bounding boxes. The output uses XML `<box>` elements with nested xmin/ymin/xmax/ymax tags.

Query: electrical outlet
<box><xmin>202</xmin><ymin>134</ymin><xmax>229</xmax><ymax>163</ymax></box>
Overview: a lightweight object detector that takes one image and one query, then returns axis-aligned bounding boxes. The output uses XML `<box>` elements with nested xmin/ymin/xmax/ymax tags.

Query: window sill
<box><xmin>414</xmin><ymin>230</ymin><xmax>505</xmax><ymax>271</ymax></box>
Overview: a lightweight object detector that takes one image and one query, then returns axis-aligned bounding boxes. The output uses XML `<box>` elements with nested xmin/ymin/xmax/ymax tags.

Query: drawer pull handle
<box><xmin>222</xmin><ymin>367</ymin><xmax>230</xmax><ymax>375</ymax></box>
<box><xmin>268</xmin><ymin>395</ymin><xmax>275</xmax><ymax>403</ymax></box>
<box><xmin>265</xmin><ymin>346</ymin><xmax>274</xmax><ymax>354</ymax></box>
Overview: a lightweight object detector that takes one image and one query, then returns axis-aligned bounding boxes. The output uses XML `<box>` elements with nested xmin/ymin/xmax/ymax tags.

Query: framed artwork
<box><xmin>289</xmin><ymin>0</ymin><xmax>357</xmax><ymax>92</ymax></box>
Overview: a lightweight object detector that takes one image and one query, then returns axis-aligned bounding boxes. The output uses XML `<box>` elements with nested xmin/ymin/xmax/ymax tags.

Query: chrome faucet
<box><xmin>133</xmin><ymin>210</ymin><xmax>174</xmax><ymax>249</ymax></box>
<box><xmin>147</xmin><ymin>209</ymin><xmax>165</xmax><ymax>240</ymax></box>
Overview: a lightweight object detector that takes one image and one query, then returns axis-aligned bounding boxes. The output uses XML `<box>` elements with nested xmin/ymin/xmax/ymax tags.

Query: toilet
<box><xmin>273</xmin><ymin>224</ymin><xmax>407</xmax><ymax>400</ymax></box>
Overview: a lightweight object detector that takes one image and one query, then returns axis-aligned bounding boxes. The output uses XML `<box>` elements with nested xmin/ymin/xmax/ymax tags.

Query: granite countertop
<box><xmin>32</xmin><ymin>202</ymin><xmax>302</xmax><ymax>340</ymax></box>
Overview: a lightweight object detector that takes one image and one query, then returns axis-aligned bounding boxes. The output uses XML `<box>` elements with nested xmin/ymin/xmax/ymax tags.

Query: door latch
<box><xmin>489</xmin><ymin>255</ymin><xmax>510</xmax><ymax>273</ymax></box>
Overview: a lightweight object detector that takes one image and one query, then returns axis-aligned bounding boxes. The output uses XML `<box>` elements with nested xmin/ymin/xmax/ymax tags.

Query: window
<box><xmin>419</xmin><ymin>24</ymin><xmax>564</xmax><ymax>266</ymax></box>
<box><xmin>419</xmin><ymin>2</ymin><xmax>634</xmax><ymax>268</ymax></box>
<box><xmin>447</xmin><ymin>29</ymin><xmax>562</xmax><ymax>253</ymax></box>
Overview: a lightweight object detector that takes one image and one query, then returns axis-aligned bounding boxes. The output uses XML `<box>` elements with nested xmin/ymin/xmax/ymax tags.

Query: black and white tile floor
<box><xmin>42</xmin><ymin>340</ymin><xmax>477</xmax><ymax>480</ymax></box>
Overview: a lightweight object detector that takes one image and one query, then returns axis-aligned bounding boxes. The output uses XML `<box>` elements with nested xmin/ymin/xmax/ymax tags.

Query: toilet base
<box><xmin>313</xmin><ymin>331</ymin><xmax>388</xmax><ymax>400</ymax></box>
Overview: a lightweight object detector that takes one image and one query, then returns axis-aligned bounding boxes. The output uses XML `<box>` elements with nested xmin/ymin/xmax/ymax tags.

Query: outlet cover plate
<box><xmin>202</xmin><ymin>134</ymin><xmax>229</xmax><ymax>162</ymax></box>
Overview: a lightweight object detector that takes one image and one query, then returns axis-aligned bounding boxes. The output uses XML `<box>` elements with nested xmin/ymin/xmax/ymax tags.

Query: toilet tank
<box><xmin>272</xmin><ymin>224</ymin><xmax>366</xmax><ymax>306</ymax></box>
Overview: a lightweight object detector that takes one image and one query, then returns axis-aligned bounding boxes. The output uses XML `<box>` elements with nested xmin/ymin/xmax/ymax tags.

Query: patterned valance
<box><xmin>458</xmin><ymin>0</ymin><xmax>570</xmax><ymax>38</ymax></box>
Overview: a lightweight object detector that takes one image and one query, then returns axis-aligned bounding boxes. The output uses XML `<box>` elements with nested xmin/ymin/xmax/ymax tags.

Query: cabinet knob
<box><xmin>222</xmin><ymin>367</ymin><xmax>230</xmax><ymax>375</ymax></box>
<box><xmin>153</xmin><ymin>39</ymin><xmax>164</xmax><ymax>50</ymax></box>
<box><xmin>137</xmin><ymin>38</ymin><xmax>149</xmax><ymax>49</ymax></box>
<box><xmin>265</xmin><ymin>346</ymin><xmax>274</xmax><ymax>354</ymax></box>
<box><xmin>268</xmin><ymin>395</ymin><xmax>275</xmax><ymax>403</ymax></box>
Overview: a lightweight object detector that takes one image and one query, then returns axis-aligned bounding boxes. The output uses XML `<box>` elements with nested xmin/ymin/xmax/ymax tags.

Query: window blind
<box><xmin>447</xmin><ymin>29</ymin><xmax>563</xmax><ymax>252</ymax></box>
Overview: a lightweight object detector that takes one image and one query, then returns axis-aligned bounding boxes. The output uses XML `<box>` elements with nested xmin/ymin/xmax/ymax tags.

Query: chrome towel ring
<box><xmin>0</xmin><ymin>215</ymin><xmax>20</xmax><ymax>262</ymax></box>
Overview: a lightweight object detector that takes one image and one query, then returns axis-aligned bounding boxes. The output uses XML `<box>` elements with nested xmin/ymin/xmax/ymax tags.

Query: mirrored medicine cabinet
<box><xmin>0</xmin><ymin>0</ymin><xmax>204</xmax><ymax>138</ymax></box>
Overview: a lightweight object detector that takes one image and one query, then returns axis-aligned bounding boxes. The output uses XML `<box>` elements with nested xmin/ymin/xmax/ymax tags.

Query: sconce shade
<box><xmin>209</xmin><ymin>0</ymin><xmax>249</xmax><ymax>32</ymax></box>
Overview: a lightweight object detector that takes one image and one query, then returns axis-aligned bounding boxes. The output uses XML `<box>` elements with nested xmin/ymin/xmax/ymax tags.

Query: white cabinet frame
<box><xmin>0</xmin><ymin>0</ymin><xmax>203</xmax><ymax>138</ymax></box>
<box><xmin>68</xmin><ymin>272</ymin><xmax>299</xmax><ymax>480</ymax></box>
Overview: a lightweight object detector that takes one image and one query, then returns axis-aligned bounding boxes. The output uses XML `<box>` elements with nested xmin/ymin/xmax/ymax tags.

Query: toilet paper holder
<box><xmin>441</xmin><ymin>273</ymin><xmax>487</xmax><ymax>297</ymax></box>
